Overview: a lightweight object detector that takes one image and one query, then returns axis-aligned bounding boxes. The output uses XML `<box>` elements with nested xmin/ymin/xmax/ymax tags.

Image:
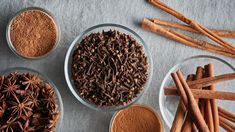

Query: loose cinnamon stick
<box><xmin>148</xmin><ymin>0</ymin><xmax>235</xmax><ymax>52</ymax></box>
<box><xmin>218</xmin><ymin>107</ymin><xmax>235</xmax><ymax>123</ymax></box>
<box><xmin>153</xmin><ymin>18</ymin><xmax>235</xmax><ymax>38</ymax></box>
<box><xmin>181</xmin><ymin>67</ymin><xmax>203</xmax><ymax>132</ymax></box>
<box><xmin>219</xmin><ymin>116</ymin><xmax>235</xmax><ymax>130</ymax></box>
<box><xmin>204</xmin><ymin>65</ymin><xmax>214</xmax><ymax>132</ymax></box>
<box><xmin>142</xmin><ymin>18</ymin><xmax>235</xmax><ymax>58</ymax></box>
<box><xmin>170</xmin><ymin>75</ymin><xmax>194</xmax><ymax>132</ymax></box>
<box><xmin>164</xmin><ymin>88</ymin><xmax>235</xmax><ymax>101</ymax></box>
<box><xmin>219</xmin><ymin>116</ymin><xmax>235</xmax><ymax>132</ymax></box>
<box><xmin>206</xmin><ymin>64</ymin><xmax>220</xmax><ymax>132</ymax></box>
<box><xmin>171</xmin><ymin>71</ymin><xmax>210</xmax><ymax>132</ymax></box>
<box><xmin>164</xmin><ymin>72</ymin><xmax>235</xmax><ymax>90</ymax></box>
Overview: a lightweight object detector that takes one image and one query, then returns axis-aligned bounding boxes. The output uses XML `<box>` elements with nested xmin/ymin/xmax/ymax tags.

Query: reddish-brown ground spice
<box><xmin>10</xmin><ymin>10</ymin><xmax>57</xmax><ymax>57</ymax></box>
<box><xmin>111</xmin><ymin>105</ymin><xmax>163</xmax><ymax>132</ymax></box>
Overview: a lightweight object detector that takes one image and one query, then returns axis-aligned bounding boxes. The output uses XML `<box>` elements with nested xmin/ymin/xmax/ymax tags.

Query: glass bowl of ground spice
<box><xmin>0</xmin><ymin>67</ymin><xmax>63</xmax><ymax>131</ymax></box>
<box><xmin>6</xmin><ymin>7</ymin><xmax>60</xmax><ymax>59</ymax></box>
<box><xmin>109</xmin><ymin>104</ymin><xmax>163</xmax><ymax>132</ymax></box>
<box><xmin>64</xmin><ymin>24</ymin><xmax>153</xmax><ymax>111</ymax></box>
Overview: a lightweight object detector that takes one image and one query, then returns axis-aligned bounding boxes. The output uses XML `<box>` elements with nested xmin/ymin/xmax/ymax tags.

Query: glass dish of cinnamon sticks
<box><xmin>159</xmin><ymin>55</ymin><xmax>235</xmax><ymax>131</ymax></box>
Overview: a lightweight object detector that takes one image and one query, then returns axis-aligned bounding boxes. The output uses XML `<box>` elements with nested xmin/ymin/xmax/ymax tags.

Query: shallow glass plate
<box><xmin>159</xmin><ymin>55</ymin><xmax>235</xmax><ymax>131</ymax></box>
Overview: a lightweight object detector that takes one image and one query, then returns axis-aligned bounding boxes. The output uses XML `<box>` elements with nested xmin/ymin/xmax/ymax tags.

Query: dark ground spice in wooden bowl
<box><xmin>9</xmin><ymin>9</ymin><xmax>58</xmax><ymax>58</ymax></box>
<box><xmin>72</xmin><ymin>30</ymin><xmax>149</xmax><ymax>107</ymax></box>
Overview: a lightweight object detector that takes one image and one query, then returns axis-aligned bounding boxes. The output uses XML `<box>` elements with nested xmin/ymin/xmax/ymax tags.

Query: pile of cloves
<box><xmin>0</xmin><ymin>72</ymin><xmax>59</xmax><ymax>131</ymax></box>
<box><xmin>72</xmin><ymin>30</ymin><xmax>149</xmax><ymax>107</ymax></box>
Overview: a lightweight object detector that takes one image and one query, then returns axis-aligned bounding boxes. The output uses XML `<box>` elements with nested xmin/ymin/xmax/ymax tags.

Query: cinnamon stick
<box><xmin>171</xmin><ymin>71</ymin><xmax>210</xmax><ymax>132</ymax></box>
<box><xmin>170</xmin><ymin>75</ymin><xmax>194</xmax><ymax>132</ymax></box>
<box><xmin>219</xmin><ymin>116</ymin><xmax>235</xmax><ymax>132</ymax></box>
<box><xmin>218</xmin><ymin>107</ymin><xmax>235</xmax><ymax>123</ymax></box>
<box><xmin>164</xmin><ymin>88</ymin><xmax>235</xmax><ymax>101</ymax></box>
<box><xmin>181</xmin><ymin>67</ymin><xmax>203</xmax><ymax>132</ymax></box>
<box><xmin>141</xmin><ymin>18</ymin><xmax>235</xmax><ymax>58</ymax></box>
<box><xmin>219</xmin><ymin>116</ymin><xmax>235</xmax><ymax>130</ymax></box>
<box><xmin>206</xmin><ymin>64</ymin><xmax>220</xmax><ymax>132</ymax></box>
<box><xmin>164</xmin><ymin>72</ymin><xmax>235</xmax><ymax>90</ymax></box>
<box><xmin>153</xmin><ymin>18</ymin><xmax>235</xmax><ymax>38</ymax></box>
<box><xmin>199</xmin><ymin>99</ymin><xmax>206</xmax><ymax>126</ymax></box>
<box><xmin>148</xmin><ymin>0</ymin><xmax>235</xmax><ymax>52</ymax></box>
<box><xmin>204</xmin><ymin>65</ymin><xmax>214</xmax><ymax>132</ymax></box>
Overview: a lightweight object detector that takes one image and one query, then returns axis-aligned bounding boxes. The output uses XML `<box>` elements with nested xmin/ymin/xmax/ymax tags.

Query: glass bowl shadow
<box><xmin>159</xmin><ymin>55</ymin><xmax>235</xmax><ymax>130</ymax></box>
<box><xmin>64</xmin><ymin>23</ymin><xmax>153</xmax><ymax>112</ymax></box>
<box><xmin>0</xmin><ymin>67</ymin><xmax>64</xmax><ymax>131</ymax></box>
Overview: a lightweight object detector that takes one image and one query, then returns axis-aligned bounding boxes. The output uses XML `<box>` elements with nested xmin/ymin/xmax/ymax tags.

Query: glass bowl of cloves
<box><xmin>64</xmin><ymin>23</ymin><xmax>153</xmax><ymax>111</ymax></box>
<box><xmin>0</xmin><ymin>67</ymin><xmax>63</xmax><ymax>131</ymax></box>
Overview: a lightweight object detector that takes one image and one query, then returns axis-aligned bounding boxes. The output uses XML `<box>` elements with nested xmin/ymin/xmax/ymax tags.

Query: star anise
<box><xmin>48</xmin><ymin>113</ymin><xmax>59</xmax><ymax>129</ymax></box>
<box><xmin>43</xmin><ymin>83</ymin><xmax>56</xmax><ymax>97</ymax></box>
<box><xmin>2</xmin><ymin>79</ymin><xmax>20</xmax><ymax>97</ymax></box>
<box><xmin>28</xmin><ymin>92</ymin><xmax>40</xmax><ymax>108</ymax></box>
<box><xmin>41</xmin><ymin>83</ymin><xmax>56</xmax><ymax>109</ymax></box>
<box><xmin>0</xmin><ymin>117</ymin><xmax>17</xmax><ymax>132</ymax></box>
<box><xmin>21</xmin><ymin>74</ymin><xmax>42</xmax><ymax>90</ymax></box>
<box><xmin>0</xmin><ymin>72</ymin><xmax>59</xmax><ymax>131</ymax></box>
<box><xmin>8</xmin><ymin>94</ymin><xmax>33</xmax><ymax>118</ymax></box>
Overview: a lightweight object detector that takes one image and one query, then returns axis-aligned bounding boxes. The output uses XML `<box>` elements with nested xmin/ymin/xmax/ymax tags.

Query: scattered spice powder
<box><xmin>111</xmin><ymin>105</ymin><xmax>163</xmax><ymax>132</ymax></box>
<box><xmin>10</xmin><ymin>9</ymin><xmax>58</xmax><ymax>58</ymax></box>
<box><xmin>72</xmin><ymin>30</ymin><xmax>149</xmax><ymax>107</ymax></box>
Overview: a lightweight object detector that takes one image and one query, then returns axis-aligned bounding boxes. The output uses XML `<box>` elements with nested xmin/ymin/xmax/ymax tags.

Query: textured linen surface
<box><xmin>0</xmin><ymin>0</ymin><xmax>234</xmax><ymax>132</ymax></box>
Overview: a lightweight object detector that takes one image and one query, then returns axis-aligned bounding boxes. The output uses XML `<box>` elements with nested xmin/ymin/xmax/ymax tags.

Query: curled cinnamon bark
<box><xmin>148</xmin><ymin>0</ymin><xmax>235</xmax><ymax>52</ymax></box>
<box><xmin>181</xmin><ymin>67</ymin><xmax>203</xmax><ymax>132</ymax></box>
<box><xmin>164</xmin><ymin>88</ymin><xmax>235</xmax><ymax>101</ymax></box>
<box><xmin>170</xmin><ymin>75</ymin><xmax>194</xmax><ymax>132</ymax></box>
<box><xmin>171</xmin><ymin>71</ymin><xmax>210</xmax><ymax>132</ymax></box>
<box><xmin>206</xmin><ymin>64</ymin><xmax>220</xmax><ymax>132</ymax></box>
<box><xmin>164</xmin><ymin>72</ymin><xmax>235</xmax><ymax>90</ymax></box>
<box><xmin>153</xmin><ymin>18</ymin><xmax>235</xmax><ymax>38</ymax></box>
<box><xmin>218</xmin><ymin>107</ymin><xmax>235</xmax><ymax>123</ymax></box>
<box><xmin>142</xmin><ymin>18</ymin><xmax>235</xmax><ymax>58</ymax></box>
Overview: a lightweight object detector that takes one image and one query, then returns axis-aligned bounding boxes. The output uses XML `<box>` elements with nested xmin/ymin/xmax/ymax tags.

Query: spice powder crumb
<box><xmin>10</xmin><ymin>10</ymin><xmax>57</xmax><ymax>57</ymax></box>
<box><xmin>112</xmin><ymin>105</ymin><xmax>162</xmax><ymax>132</ymax></box>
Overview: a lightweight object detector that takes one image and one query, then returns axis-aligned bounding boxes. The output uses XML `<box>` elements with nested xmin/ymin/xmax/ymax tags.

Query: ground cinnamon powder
<box><xmin>10</xmin><ymin>10</ymin><xmax>57</xmax><ymax>58</ymax></box>
<box><xmin>111</xmin><ymin>105</ymin><xmax>163</xmax><ymax>132</ymax></box>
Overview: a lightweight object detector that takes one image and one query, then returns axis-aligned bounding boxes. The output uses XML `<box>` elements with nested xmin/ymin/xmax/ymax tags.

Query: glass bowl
<box><xmin>0</xmin><ymin>67</ymin><xmax>64</xmax><ymax>131</ymax></box>
<box><xmin>6</xmin><ymin>7</ymin><xmax>61</xmax><ymax>60</ymax></box>
<box><xmin>159</xmin><ymin>55</ymin><xmax>235</xmax><ymax>130</ymax></box>
<box><xmin>64</xmin><ymin>23</ymin><xmax>153</xmax><ymax>112</ymax></box>
<box><xmin>109</xmin><ymin>104</ymin><xmax>164</xmax><ymax>132</ymax></box>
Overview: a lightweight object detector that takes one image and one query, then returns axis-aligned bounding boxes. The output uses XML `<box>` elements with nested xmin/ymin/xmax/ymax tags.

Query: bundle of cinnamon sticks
<box><xmin>141</xmin><ymin>0</ymin><xmax>235</xmax><ymax>58</ymax></box>
<box><xmin>165</xmin><ymin>64</ymin><xmax>235</xmax><ymax>132</ymax></box>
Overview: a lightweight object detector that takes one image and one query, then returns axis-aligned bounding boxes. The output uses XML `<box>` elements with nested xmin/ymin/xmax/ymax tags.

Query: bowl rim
<box><xmin>109</xmin><ymin>104</ymin><xmax>164</xmax><ymax>132</ymax></box>
<box><xmin>6</xmin><ymin>7</ymin><xmax>61</xmax><ymax>60</ymax></box>
<box><xmin>0</xmin><ymin>67</ymin><xmax>64</xmax><ymax>130</ymax></box>
<box><xmin>64</xmin><ymin>23</ymin><xmax>153</xmax><ymax>112</ymax></box>
<box><xmin>159</xmin><ymin>55</ymin><xmax>235</xmax><ymax>128</ymax></box>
